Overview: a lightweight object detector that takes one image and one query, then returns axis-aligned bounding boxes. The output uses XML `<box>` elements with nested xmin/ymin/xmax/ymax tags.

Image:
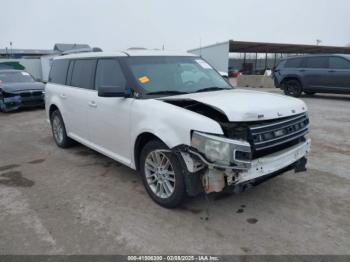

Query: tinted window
<box><xmin>49</xmin><ymin>59</ymin><xmax>69</xmax><ymax>84</ymax></box>
<box><xmin>305</xmin><ymin>57</ymin><xmax>328</xmax><ymax>69</ymax></box>
<box><xmin>71</xmin><ymin>59</ymin><xmax>96</xmax><ymax>89</ymax></box>
<box><xmin>95</xmin><ymin>59</ymin><xmax>126</xmax><ymax>92</ymax></box>
<box><xmin>329</xmin><ymin>57</ymin><xmax>350</xmax><ymax>69</ymax></box>
<box><xmin>285</xmin><ymin>58</ymin><xmax>303</xmax><ymax>68</ymax></box>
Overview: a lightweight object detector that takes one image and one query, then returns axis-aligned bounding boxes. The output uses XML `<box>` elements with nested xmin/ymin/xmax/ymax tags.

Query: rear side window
<box><xmin>71</xmin><ymin>59</ymin><xmax>96</xmax><ymax>89</ymax></box>
<box><xmin>95</xmin><ymin>59</ymin><xmax>126</xmax><ymax>92</ymax></box>
<box><xmin>329</xmin><ymin>57</ymin><xmax>350</xmax><ymax>70</ymax></box>
<box><xmin>305</xmin><ymin>57</ymin><xmax>328</xmax><ymax>69</ymax></box>
<box><xmin>284</xmin><ymin>58</ymin><xmax>303</xmax><ymax>68</ymax></box>
<box><xmin>49</xmin><ymin>59</ymin><xmax>69</xmax><ymax>84</ymax></box>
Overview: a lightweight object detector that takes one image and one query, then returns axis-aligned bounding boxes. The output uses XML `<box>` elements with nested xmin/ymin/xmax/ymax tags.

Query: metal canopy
<box><xmin>229</xmin><ymin>40</ymin><xmax>350</xmax><ymax>54</ymax></box>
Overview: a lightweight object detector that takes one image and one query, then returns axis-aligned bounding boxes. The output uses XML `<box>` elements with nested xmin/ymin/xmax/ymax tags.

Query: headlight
<box><xmin>191</xmin><ymin>131</ymin><xmax>251</xmax><ymax>167</ymax></box>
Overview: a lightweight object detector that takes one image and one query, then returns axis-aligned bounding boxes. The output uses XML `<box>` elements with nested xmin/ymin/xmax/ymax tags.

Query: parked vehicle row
<box><xmin>0</xmin><ymin>70</ymin><xmax>45</xmax><ymax>112</ymax></box>
<box><xmin>273</xmin><ymin>54</ymin><xmax>350</xmax><ymax>97</ymax></box>
<box><xmin>45</xmin><ymin>50</ymin><xmax>310</xmax><ymax>208</ymax></box>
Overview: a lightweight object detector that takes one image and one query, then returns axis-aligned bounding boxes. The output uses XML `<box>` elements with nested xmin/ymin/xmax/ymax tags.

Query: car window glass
<box><xmin>49</xmin><ymin>59</ymin><xmax>70</xmax><ymax>84</ymax></box>
<box><xmin>305</xmin><ymin>57</ymin><xmax>328</xmax><ymax>69</ymax></box>
<box><xmin>95</xmin><ymin>59</ymin><xmax>126</xmax><ymax>92</ymax></box>
<box><xmin>285</xmin><ymin>58</ymin><xmax>303</xmax><ymax>68</ymax></box>
<box><xmin>0</xmin><ymin>71</ymin><xmax>34</xmax><ymax>83</ymax></box>
<box><xmin>71</xmin><ymin>59</ymin><xmax>96</xmax><ymax>89</ymax></box>
<box><xmin>329</xmin><ymin>57</ymin><xmax>350</xmax><ymax>70</ymax></box>
<box><xmin>127</xmin><ymin>57</ymin><xmax>229</xmax><ymax>94</ymax></box>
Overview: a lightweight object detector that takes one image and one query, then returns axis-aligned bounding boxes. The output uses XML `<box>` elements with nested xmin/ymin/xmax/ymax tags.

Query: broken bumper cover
<box><xmin>236</xmin><ymin>139</ymin><xmax>310</xmax><ymax>184</ymax></box>
<box><xmin>178</xmin><ymin>139</ymin><xmax>310</xmax><ymax>195</ymax></box>
<box><xmin>0</xmin><ymin>96</ymin><xmax>22</xmax><ymax>112</ymax></box>
<box><xmin>0</xmin><ymin>94</ymin><xmax>44</xmax><ymax>112</ymax></box>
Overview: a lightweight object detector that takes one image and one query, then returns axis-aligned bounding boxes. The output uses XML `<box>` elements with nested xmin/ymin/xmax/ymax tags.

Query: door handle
<box><xmin>60</xmin><ymin>94</ymin><xmax>67</xmax><ymax>99</ymax></box>
<box><xmin>88</xmin><ymin>101</ymin><xmax>97</xmax><ymax>108</ymax></box>
<box><xmin>299</xmin><ymin>69</ymin><xmax>306</xmax><ymax>72</ymax></box>
<box><xmin>328</xmin><ymin>70</ymin><xmax>335</xmax><ymax>73</ymax></box>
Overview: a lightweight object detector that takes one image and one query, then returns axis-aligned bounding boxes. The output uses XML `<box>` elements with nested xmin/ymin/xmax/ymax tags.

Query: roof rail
<box><xmin>61</xmin><ymin>47</ymin><xmax>103</xmax><ymax>56</ymax></box>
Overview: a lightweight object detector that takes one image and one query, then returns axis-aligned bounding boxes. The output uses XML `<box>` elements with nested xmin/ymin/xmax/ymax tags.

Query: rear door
<box><xmin>47</xmin><ymin>59</ymin><xmax>70</xmax><ymax>119</ymax></box>
<box><xmin>327</xmin><ymin>56</ymin><xmax>350</xmax><ymax>92</ymax></box>
<box><xmin>87</xmin><ymin>58</ymin><xmax>134</xmax><ymax>166</ymax></box>
<box><xmin>64</xmin><ymin>59</ymin><xmax>97</xmax><ymax>142</ymax></box>
<box><xmin>303</xmin><ymin>56</ymin><xmax>330</xmax><ymax>91</ymax></box>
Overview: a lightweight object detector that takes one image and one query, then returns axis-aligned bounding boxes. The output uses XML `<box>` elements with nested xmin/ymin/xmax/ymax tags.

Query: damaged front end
<box><xmin>0</xmin><ymin>90</ymin><xmax>22</xmax><ymax>112</ymax></box>
<box><xmin>172</xmin><ymin>114</ymin><xmax>311</xmax><ymax>197</ymax></box>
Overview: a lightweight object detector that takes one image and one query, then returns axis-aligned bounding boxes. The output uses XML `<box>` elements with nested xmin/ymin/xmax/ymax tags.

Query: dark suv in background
<box><xmin>273</xmin><ymin>54</ymin><xmax>350</xmax><ymax>97</ymax></box>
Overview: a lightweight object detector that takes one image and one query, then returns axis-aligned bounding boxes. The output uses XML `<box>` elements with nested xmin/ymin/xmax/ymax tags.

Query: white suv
<box><xmin>45</xmin><ymin>50</ymin><xmax>311</xmax><ymax>208</ymax></box>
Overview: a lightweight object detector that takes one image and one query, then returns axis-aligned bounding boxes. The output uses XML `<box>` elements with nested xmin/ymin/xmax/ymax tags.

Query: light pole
<box><xmin>10</xmin><ymin>41</ymin><xmax>13</xmax><ymax>58</ymax></box>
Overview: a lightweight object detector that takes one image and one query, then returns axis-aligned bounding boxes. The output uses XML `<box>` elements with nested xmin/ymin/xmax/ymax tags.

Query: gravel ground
<box><xmin>0</xmin><ymin>88</ymin><xmax>349</xmax><ymax>255</ymax></box>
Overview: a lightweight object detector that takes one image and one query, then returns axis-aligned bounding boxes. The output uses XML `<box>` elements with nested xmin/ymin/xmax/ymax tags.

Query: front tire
<box><xmin>50</xmin><ymin>110</ymin><xmax>74</xmax><ymax>148</ymax></box>
<box><xmin>140</xmin><ymin>140</ymin><xmax>186</xmax><ymax>208</ymax></box>
<box><xmin>283</xmin><ymin>79</ymin><xmax>303</xmax><ymax>97</ymax></box>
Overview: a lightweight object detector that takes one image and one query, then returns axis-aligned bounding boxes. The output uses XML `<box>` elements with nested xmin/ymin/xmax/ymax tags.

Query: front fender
<box><xmin>130</xmin><ymin>99</ymin><xmax>224</xmax><ymax>168</ymax></box>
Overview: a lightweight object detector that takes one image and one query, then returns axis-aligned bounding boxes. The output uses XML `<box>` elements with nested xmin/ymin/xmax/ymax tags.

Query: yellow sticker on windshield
<box><xmin>138</xmin><ymin>76</ymin><xmax>150</xmax><ymax>84</ymax></box>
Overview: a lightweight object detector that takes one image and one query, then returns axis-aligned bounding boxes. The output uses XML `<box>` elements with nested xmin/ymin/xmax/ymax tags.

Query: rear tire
<box><xmin>283</xmin><ymin>79</ymin><xmax>303</xmax><ymax>97</ymax></box>
<box><xmin>140</xmin><ymin>140</ymin><xmax>187</xmax><ymax>208</ymax></box>
<box><xmin>50</xmin><ymin>110</ymin><xmax>74</xmax><ymax>148</ymax></box>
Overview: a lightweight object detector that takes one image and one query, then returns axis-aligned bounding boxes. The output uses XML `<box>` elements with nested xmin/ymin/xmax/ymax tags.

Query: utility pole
<box><xmin>10</xmin><ymin>41</ymin><xmax>13</xmax><ymax>58</ymax></box>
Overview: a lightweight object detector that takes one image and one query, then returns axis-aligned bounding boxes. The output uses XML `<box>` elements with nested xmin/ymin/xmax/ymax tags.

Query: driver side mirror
<box><xmin>98</xmin><ymin>85</ymin><xmax>132</xmax><ymax>98</ymax></box>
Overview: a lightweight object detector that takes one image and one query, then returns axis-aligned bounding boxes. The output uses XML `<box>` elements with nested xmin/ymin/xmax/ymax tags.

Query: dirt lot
<box><xmin>0</xmin><ymin>88</ymin><xmax>350</xmax><ymax>255</ymax></box>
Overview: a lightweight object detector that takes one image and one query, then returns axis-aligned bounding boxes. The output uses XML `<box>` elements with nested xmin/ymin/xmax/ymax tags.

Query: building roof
<box><xmin>0</xmin><ymin>48</ymin><xmax>53</xmax><ymax>55</ymax></box>
<box><xmin>189</xmin><ymin>40</ymin><xmax>350</xmax><ymax>54</ymax></box>
<box><xmin>228</xmin><ymin>40</ymin><xmax>350</xmax><ymax>54</ymax></box>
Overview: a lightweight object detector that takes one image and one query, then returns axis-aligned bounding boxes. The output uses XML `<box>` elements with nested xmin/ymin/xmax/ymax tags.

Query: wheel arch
<box><xmin>49</xmin><ymin>104</ymin><xmax>60</xmax><ymax>119</ymax></box>
<box><xmin>281</xmin><ymin>75</ymin><xmax>303</xmax><ymax>87</ymax></box>
<box><xmin>133</xmin><ymin>132</ymin><xmax>167</xmax><ymax>171</ymax></box>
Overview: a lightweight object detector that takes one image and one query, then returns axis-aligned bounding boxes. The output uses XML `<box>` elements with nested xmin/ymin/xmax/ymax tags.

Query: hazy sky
<box><xmin>1</xmin><ymin>0</ymin><xmax>350</xmax><ymax>52</ymax></box>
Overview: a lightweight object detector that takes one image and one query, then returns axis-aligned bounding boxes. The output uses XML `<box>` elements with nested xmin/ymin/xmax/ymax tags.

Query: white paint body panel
<box><xmin>161</xmin><ymin>89</ymin><xmax>307</xmax><ymax>121</ymax></box>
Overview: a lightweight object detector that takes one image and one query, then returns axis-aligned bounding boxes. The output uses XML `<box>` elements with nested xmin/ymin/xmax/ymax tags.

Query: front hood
<box><xmin>160</xmin><ymin>89</ymin><xmax>307</xmax><ymax>122</ymax></box>
<box><xmin>0</xmin><ymin>82</ymin><xmax>45</xmax><ymax>93</ymax></box>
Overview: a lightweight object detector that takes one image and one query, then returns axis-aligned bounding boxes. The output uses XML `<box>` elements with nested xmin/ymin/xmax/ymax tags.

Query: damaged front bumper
<box><xmin>176</xmin><ymin>139</ymin><xmax>311</xmax><ymax>196</ymax></box>
<box><xmin>0</xmin><ymin>92</ymin><xmax>45</xmax><ymax>112</ymax></box>
<box><xmin>0</xmin><ymin>96</ymin><xmax>22</xmax><ymax>112</ymax></box>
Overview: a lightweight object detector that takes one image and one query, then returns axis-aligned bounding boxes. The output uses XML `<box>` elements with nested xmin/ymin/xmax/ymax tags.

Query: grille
<box><xmin>221</xmin><ymin>113</ymin><xmax>309</xmax><ymax>159</ymax></box>
<box><xmin>249</xmin><ymin>113</ymin><xmax>309</xmax><ymax>152</ymax></box>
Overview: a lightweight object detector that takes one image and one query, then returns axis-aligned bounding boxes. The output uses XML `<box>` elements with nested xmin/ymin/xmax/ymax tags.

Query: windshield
<box><xmin>126</xmin><ymin>56</ymin><xmax>231</xmax><ymax>96</ymax></box>
<box><xmin>0</xmin><ymin>71</ymin><xmax>35</xmax><ymax>83</ymax></box>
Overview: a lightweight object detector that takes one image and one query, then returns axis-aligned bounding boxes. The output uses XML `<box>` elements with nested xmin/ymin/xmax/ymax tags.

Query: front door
<box><xmin>87</xmin><ymin>58</ymin><xmax>134</xmax><ymax>166</ymax></box>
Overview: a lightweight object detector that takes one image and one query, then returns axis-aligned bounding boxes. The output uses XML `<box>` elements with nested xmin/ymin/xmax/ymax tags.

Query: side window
<box><xmin>329</xmin><ymin>57</ymin><xmax>350</xmax><ymax>70</ymax></box>
<box><xmin>49</xmin><ymin>59</ymin><xmax>69</xmax><ymax>84</ymax></box>
<box><xmin>285</xmin><ymin>58</ymin><xmax>303</xmax><ymax>68</ymax></box>
<box><xmin>71</xmin><ymin>59</ymin><xmax>96</xmax><ymax>89</ymax></box>
<box><xmin>95</xmin><ymin>59</ymin><xmax>126</xmax><ymax>92</ymax></box>
<box><xmin>305</xmin><ymin>57</ymin><xmax>328</xmax><ymax>69</ymax></box>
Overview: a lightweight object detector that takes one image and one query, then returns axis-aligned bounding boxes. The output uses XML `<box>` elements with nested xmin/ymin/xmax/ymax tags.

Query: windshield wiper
<box><xmin>194</xmin><ymin>87</ymin><xmax>231</xmax><ymax>93</ymax></box>
<box><xmin>147</xmin><ymin>90</ymin><xmax>189</xmax><ymax>96</ymax></box>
